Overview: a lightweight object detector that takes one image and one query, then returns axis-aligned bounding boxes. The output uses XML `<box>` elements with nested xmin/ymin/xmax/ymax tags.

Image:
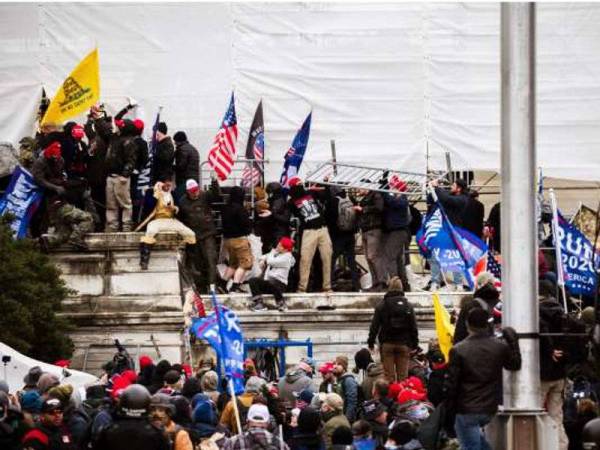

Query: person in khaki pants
<box><xmin>287</xmin><ymin>177</ymin><xmax>333</xmax><ymax>293</ymax></box>
<box><xmin>105</xmin><ymin>119</ymin><xmax>138</xmax><ymax>231</ymax></box>
<box><xmin>367</xmin><ymin>277</ymin><xmax>419</xmax><ymax>382</ymax></box>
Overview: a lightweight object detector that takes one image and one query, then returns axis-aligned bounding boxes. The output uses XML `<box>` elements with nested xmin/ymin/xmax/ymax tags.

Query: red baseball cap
<box><xmin>43</xmin><ymin>141</ymin><xmax>61</xmax><ymax>159</ymax></box>
<box><xmin>288</xmin><ymin>176</ymin><xmax>302</xmax><ymax>187</ymax></box>
<box><xmin>133</xmin><ymin>119</ymin><xmax>144</xmax><ymax>132</ymax></box>
<box><xmin>318</xmin><ymin>361</ymin><xmax>335</xmax><ymax>375</ymax></box>
<box><xmin>279</xmin><ymin>237</ymin><xmax>294</xmax><ymax>252</ymax></box>
<box><xmin>71</xmin><ymin>124</ymin><xmax>84</xmax><ymax>140</ymax></box>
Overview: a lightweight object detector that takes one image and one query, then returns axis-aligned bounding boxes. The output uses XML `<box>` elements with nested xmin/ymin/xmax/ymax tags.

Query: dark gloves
<box><xmin>501</xmin><ymin>326</ymin><xmax>519</xmax><ymax>345</ymax></box>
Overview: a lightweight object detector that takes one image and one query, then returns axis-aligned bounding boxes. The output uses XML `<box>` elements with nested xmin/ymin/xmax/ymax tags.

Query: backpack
<box><xmin>337</xmin><ymin>196</ymin><xmax>357</xmax><ymax>231</ymax></box>
<box><xmin>246</xmin><ymin>429</ymin><xmax>282</xmax><ymax>450</ymax></box>
<box><xmin>386</xmin><ymin>296</ymin><xmax>413</xmax><ymax>334</ymax></box>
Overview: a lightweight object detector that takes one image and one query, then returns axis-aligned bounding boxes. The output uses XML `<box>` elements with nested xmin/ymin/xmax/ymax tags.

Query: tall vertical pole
<box><xmin>500</xmin><ymin>3</ymin><xmax>545</xmax><ymax>449</ymax></box>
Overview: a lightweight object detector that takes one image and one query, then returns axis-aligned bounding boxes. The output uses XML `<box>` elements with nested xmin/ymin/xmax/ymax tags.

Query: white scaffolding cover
<box><xmin>1</xmin><ymin>3</ymin><xmax>600</xmax><ymax>181</ymax></box>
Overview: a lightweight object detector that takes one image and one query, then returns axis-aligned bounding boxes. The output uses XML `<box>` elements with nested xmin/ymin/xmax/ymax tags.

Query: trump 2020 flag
<box><xmin>0</xmin><ymin>166</ymin><xmax>44</xmax><ymax>238</ymax></box>
<box><xmin>42</xmin><ymin>48</ymin><xmax>100</xmax><ymax>126</ymax></box>
<box><xmin>556</xmin><ymin>212</ymin><xmax>598</xmax><ymax>295</ymax></box>
<box><xmin>191</xmin><ymin>293</ymin><xmax>245</xmax><ymax>394</ymax></box>
<box><xmin>417</xmin><ymin>204</ymin><xmax>488</xmax><ymax>288</ymax></box>
<box><xmin>280</xmin><ymin>112</ymin><xmax>312</xmax><ymax>188</ymax></box>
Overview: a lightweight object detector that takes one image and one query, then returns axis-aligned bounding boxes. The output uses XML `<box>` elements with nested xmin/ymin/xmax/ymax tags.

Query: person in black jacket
<box><xmin>462</xmin><ymin>190</ymin><xmax>485</xmax><ymax>239</ymax></box>
<box><xmin>383</xmin><ymin>183</ymin><xmax>411</xmax><ymax>292</ymax></box>
<box><xmin>130</xmin><ymin>119</ymin><xmax>149</xmax><ymax>225</ymax></box>
<box><xmin>152</xmin><ymin>122</ymin><xmax>174</xmax><ymax>185</ymax></box>
<box><xmin>173</xmin><ymin>131</ymin><xmax>199</xmax><ymax>200</ymax></box>
<box><xmin>266</xmin><ymin>182</ymin><xmax>291</xmax><ymax>249</ymax></box>
<box><xmin>444</xmin><ymin>308</ymin><xmax>521</xmax><ymax>450</ymax></box>
<box><xmin>367</xmin><ymin>277</ymin><xmax>419</xmax><ymax>382</ymax></box>
<box><xmin>485</xmin><ymin>202</ymin><xmax>501</xmax><ymax>252</ymax></box>
<box><xmin>538</xmin><ymin>280</ymin><xmax>570</xmax><ymax>450</ymax></box>
<box><xmin>178</xmin><ymin>179</ymin><xmax>220</xmax><ymax>292</ymax></box>
<box><xmin>453</xmin><ymin>273</ymin><xmax>500</xmax><ymax>344</ymax></box>
<box><xmin>105</xmin><ymin>119</ymin><xmax>138</xmax><ymax>231</ymax></box>
<box><xmin>356</xmin><ymin>188</ymin><xmax>386</xmax><ymax>291</ymax></box>
<box><xmin>429</xmin><ymin>178</ymin><xmax>469</xmax><ymax>227</ymax></box>
<box><xmin>220</xmin><ymin>185</ymin><xmax>253</xmax><ymax>293</ymax></box>
<box><xmin>288</xmin><ymin>177</ymin><xmax>333</xmax><ymax>293</ymax></box>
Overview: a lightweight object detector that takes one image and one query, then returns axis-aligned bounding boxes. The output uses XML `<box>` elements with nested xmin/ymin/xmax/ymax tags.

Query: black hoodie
<box><xmin>221</xmin><ymin>186</ymin><xmax>251</xmax><ymax>238</ymax></box>
<box><xmin>288</xmin><ymin>184</ymin><xmax>325</xmax><ymax>230</ymax></box>
<box><xmin>539</xmin><ymin>297</ymin><xmax>568</xmax><ymax>381</ymax></box>
<box><xmin>267</xmin><ymin>182</ymin><xmax>291</xmax><ymax>241</ymax></box>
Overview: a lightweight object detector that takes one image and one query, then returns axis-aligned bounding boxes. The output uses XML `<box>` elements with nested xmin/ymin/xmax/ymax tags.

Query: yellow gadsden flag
<box><xmin>432</xmin><ymin>292</ymin><xmax>455</xmax><ymax>362</ymax></box>
<box><xmin>41</xmin><ymin>48</ymin><xmax>100</xmax><ymax>126</ymax></box>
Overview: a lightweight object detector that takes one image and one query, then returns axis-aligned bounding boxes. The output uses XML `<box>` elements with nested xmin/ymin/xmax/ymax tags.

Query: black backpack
<box><xmin>386</xmin><ymin>296</ymin><xmax>413</xmax><ymax>333</ymax></box>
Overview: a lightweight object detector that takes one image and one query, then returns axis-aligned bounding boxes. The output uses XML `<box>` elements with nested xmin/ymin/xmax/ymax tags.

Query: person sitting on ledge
<box><xmin>248</xmin><ymin>236</ymin><xmax>296</xmax><ymax>312</ymax></box>
<box><xmin>139</xmin><ymin>173</ymin><xmax>196</xmax><ymax>270</ymax></box>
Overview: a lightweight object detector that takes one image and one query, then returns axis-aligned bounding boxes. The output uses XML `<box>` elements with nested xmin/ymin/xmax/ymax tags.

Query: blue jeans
<box><xmin>455</xmin><ymin>413</ymin><xmax>493</xmax><ymax>450</ymax></box>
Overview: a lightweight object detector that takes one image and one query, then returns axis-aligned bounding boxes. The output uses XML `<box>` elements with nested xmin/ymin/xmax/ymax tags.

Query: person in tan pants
<box><xmin>287</xmin><ymin>177</ymin><xmax>333</xmax><ymax>292</ymax></box>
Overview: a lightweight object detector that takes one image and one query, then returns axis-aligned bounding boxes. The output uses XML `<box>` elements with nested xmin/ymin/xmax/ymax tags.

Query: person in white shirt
<box><xmin>248</xmin><ymin>237</ymin><xmax>296</xmax><ymax>312</ymax></box>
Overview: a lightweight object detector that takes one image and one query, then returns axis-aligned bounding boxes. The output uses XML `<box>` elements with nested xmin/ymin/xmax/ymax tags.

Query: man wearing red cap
<box><xmin>178</xmin><ymin>178</ymin><xmax>221</xmax><ymax>292</ymax></box>
<box><xmin>32</xmin><ymin>142</ymin><xmax>94</xmax><ymax>249</ymax></box>
<box><xmin>248</xmin><ymin>236</ymin><xmax>296</xmax><ymax>311</ymax></box>
<box><xmin>383</xmin><ymin>176</ymin><xmax>412</xmax><ymax>291</ymax></box>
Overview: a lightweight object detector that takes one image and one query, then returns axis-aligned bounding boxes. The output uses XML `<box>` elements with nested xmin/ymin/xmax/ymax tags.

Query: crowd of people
<box><xmin>0</xmin><ymin>270</ymin><xmax>599</xmax><ymax>450</ymax></box>
<box><xmin>9</xmin><ymin>101</ymin><xmax>514</xmax><ymax>302</ymax></box>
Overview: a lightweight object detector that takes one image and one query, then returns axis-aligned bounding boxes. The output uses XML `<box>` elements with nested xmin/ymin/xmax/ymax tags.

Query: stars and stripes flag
<box><xmin>474</xmin><ymin>250</ymin><xmax>502</xmax><ymax>288</ymax></box>
<box><xmin>208</xmin><ymin>93</ymin><xmax>238</xmax><ymax>181</ymax></box>
<box><xmin>241</xmin><ymin>101</ymin><xmax>264</xmax><ymax>187</ymax></box>
<box><xmin>280</xmin><ymin>112</ymin><xmax>312</xmax><ymax>188</ymax></box>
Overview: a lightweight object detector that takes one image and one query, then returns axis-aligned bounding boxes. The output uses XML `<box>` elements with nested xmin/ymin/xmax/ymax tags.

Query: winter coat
<box><xmin>22</xmin><ymin>423</ymin><xmax>75</xmax><ymax>450</ymax></box>
<box><xmin>444</xmin><ymin>329</ymin><xmax>521</xmax><ymax>415</ymax></box>
<box><xmin>175</xmin><ymin>141</ymin><xmax>200</xmax><ymax>185</ymax></box>
<box><xmin>462</xmin><ymin>196</ymin><xmax>485</xmax><ymax>238</ymax></box>
<box><xmin>267</xmin><ymin>182</ymin><xmax>291</xmax><ymax>241</ymax></box>
<box><xmin>362</xmin><ymin>362</ymin><xmax>384</xmax><ymax>401</ymax></box>
<box><xmin>221</xmin><ymin>186</ymin><xmax>251</xmax><ymax>239</ymax></box>
<box><xmin>323</xmin><ymin>413</ymin><xmax>351</xmax><ymax>449</ymax></box>
<box><xmin>84</xmin><ymin>117</ymin><xmax>113</xmax><ymax>188</ymax></box>
<box><xmin>367</xmin><ymin>291</ymin><xmax>419</xmax><ymax>349</ymax></box>
<box><xmin>289</xmin><ymin>185</ymin><xmax>326</xmax><ymax>230</ymax></box>
<box><xmin>64</xmin><ymin>405</ymin><xmax>91</xmax><ymax>447</ymax></box>
<box><xmin>133</xmin><ymin>137</ymin><xmax>149</xmax><ymax>173</ymax></box>
<box><xmin>153</xmin><ymin>136</ymin><xmax>175</xmax><ymax>183</ymax></box>
<box><xmin>106</xmin><ymin>121</ymin><xmax>138</xmax><ymax>178</ymax></box>
<box><xmin>453</xmin><ymin>284</ymin><xmax>500</xmax><ymax>344</ymax></box>
<box><xmin>263</xmin><ymin>249</ymin><xmax>296</xmax><ymax>286</ymax></box>
<box><xmin>383</xmin><ymin>193</ymin><xmax>410</xmax><ymax>231</ymax></box>
<box><xmin>358</xmin><ymin>191</ymin><xmax>384</xmax><ymax>232</ymax></box>
<box><xmin>487</xmin><ymin>202</ymin><xmax>501</xmax><ymax>251</ymax></box>
<box><xmin>178</xmin><ymin>190</ymin><xmax>219</xmax><ymax>240</ymax></box>
<box><xmin>539</xmin><ymin>297</ymin><xmax>568</xmax><ymax>381</ymax></box>
<box><xmin>278</xmin><ymin>368</ymin><xmax>315</xmax><ymax>408</ymax></box>
<box><xmin>94</xmin><ymin>417</ymin><xmax>170</xmax><ymax>450</ymax></box>
<box><xmin>336</xmin><ymin>373</ymin><xmax>359</xmax><ymax>423</ymax></box>
<box><xmin>434</xmin><ymin>187</ymin><xmax>468</xmax><ymax>227</ymax></box>
<box><xmin>31</xmin><ymin>155</ymin><xmax>65</xmax><ymax>194</ymax></box>
<box><xmin>290</xmin><ymin>432</ymin><xmax>326</xmax><ymax>450</ymax></box>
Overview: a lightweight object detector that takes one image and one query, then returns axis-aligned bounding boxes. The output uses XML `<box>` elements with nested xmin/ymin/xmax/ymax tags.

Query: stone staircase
<box><xmin>51</xmin><ymin>233</ymin><xmax>464</xmax><ymax>376</ymax></box>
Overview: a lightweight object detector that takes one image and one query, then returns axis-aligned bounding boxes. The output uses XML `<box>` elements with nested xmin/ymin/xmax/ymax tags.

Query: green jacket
<box><xmin>323</xmin><ymin>413</ymin><xmax>350</xmax><ymax>450</ymax></box>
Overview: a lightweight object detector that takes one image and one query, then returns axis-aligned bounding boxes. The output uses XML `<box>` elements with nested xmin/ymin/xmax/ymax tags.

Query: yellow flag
<box><xmin>41</xmin><ymin>48</ymin><xmax>100</xmax><ymax>126</ymax></box>
<box><xmin>432</xmin><ymin>293</ymin><xmax>455</xmax><ymax>362</ymax></box>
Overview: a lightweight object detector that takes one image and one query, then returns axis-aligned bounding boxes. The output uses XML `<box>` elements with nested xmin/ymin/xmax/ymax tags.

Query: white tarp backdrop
<box><xmin>2</xmin><ymin>3</ymin><xmax>600</xmax><ymax>181</ymax></box>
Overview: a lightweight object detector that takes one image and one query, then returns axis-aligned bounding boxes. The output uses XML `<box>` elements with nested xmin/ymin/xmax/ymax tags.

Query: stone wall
<box><xmin>52</xmin><ymin>233</ymin><xmax>464</xmax><ymax>376</ymax></box>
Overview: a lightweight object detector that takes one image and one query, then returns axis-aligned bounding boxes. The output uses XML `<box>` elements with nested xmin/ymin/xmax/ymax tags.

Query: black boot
<box><xmin>140</xmin><ymin>243</ymin><xmax>151</xmax><ymax>270</ymax></box>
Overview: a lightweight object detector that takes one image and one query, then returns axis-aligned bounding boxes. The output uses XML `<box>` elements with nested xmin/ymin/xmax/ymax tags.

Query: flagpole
<box><xmin>549</xmin><ymin>189</ymin><xmax>568</xmax><ymax>311</ymax></box>
<box><xmin>210</xmin><ymin>290</ymin><xmax>243</xmax><ymax>435</ymax></box>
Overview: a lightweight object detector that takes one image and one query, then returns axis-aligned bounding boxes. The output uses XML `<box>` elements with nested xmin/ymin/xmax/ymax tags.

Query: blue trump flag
<box><xmin>190</xmin><ymin>292</ymin><xmax>245</xmax><ymax>394</ymax></box>
<box><xmin>0</xmin><ymin>166</ymin><xmax>44</xmax><ymax>238</ymax></box>
<box><xmin>416</xmin><ymin>204</ymin><xmax>488</xmax><ymax>288</ymax></box>
<box><xmin>556</xmin><ymin>212</ymin><xmax>598</xmax><ymax>295</ymax></box>
<box><xmin>280</xmin><ymin>112</ymin><xmax>311</xmax><ymax>188</ymax></box>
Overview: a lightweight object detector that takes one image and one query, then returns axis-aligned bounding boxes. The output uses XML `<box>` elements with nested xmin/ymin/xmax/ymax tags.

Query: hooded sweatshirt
<box><xmin>362</xmin><ymin>362</ymin><xmax>385</xmax><ymax>401</ymax></box>
<box><xmin>221</xmin><ymin>186</ymin><xmax>251</xmax><ymax>239</ymax></box>
<box><xmin>288</xmin><ymin>185</ymin><xmax>326</xmax><ymax>230</ymax></box>
<box><xmin>263</xmin><ymin>249</ymin><xmax>296</xmax><ymax>285</ymax></box>
<box><xmin>278</xmin><ymin>368</ymin><xmax>314</xmax><ymax>408</ymax></box>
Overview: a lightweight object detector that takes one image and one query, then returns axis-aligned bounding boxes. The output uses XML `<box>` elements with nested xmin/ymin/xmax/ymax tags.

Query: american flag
<box><xmin>241</xmin><ymin>101</ymin><xmax>264</xmax><ymax>187</ymax></box>
<box><xmin>473</xmin><ymin>250</ymin><xmax>502</xmax><ymax>288</ymax></box>
<box><xmin>208</xmin><ymin>93</ymin><xmax>238</xmax><ymax>181</ymax></box>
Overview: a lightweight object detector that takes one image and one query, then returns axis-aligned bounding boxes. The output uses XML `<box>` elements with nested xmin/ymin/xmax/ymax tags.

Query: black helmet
<box><xmin>150</xmin><ymin>393</ymin><xmax>175</xmax><ymax>417</ymax></box>
<box><xmin>119</xmin><ymin>384</ymin><xmax>150</xmax><ymax>417</ymax></box>
<box><xmin>583</xmin><ymin>418</ymin><xmax>600</xmax><ymax>449</ymax></box>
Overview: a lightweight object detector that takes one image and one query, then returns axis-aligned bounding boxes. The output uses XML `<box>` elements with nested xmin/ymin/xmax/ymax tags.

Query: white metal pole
<box><xmin>229</xmin><ymin>378</ymin><xmax>243</xmax><ymax>436</ymax></box>
<box><xmin>501</xmin><ymin>2</ymin><xmax>542</xmax><ymax>414</ymax></box>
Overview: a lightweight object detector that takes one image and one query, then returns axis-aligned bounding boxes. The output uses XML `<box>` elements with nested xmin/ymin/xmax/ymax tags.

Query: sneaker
<box><xmin>277</xmin><ymin>301</ymin><xmax>288</xmax><ymax>312</ymax></box>
<box><xmin>230</xmin><ymin>284</ymin><xmax>245</xmax><ymax>293</ymax></box>
<box><xmin>250</xmin><ymin>301</ymin><xmax>267</xmax><ymax>312</ymax></box>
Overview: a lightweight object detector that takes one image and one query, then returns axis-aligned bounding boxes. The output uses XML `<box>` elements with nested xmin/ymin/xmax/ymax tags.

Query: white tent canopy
<box><xmin>0</xmin><ymin>342</ymin><xmax>97</xmax><ymax>394</ymax></box>
<box><xmin>2</xmin><ymin>3</ymin><xmax>600</xmax><ymax>181</ymax></box>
